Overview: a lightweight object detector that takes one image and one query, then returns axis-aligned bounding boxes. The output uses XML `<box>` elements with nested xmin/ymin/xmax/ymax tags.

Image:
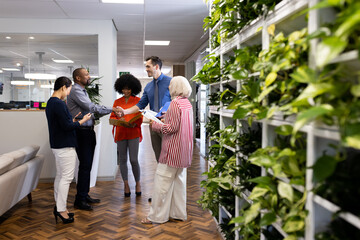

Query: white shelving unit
<box><xmin>204</xmin><ymin>0</ymin><xmax>360</xmax><ymax>239</ymax></box>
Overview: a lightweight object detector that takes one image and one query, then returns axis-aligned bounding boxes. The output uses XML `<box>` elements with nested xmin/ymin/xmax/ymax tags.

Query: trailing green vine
<box><xmin>231</xmin><ymin>125</ymin><xmax>307</xmax><ymax>239</ymax></box>
<box><xmin>308</xmin><ymin>0</ymin><xmax>360</xmax><ymax>68</ymax></box>
<box><xmin>205</xmin><ymin>115</ymin><xmax>220</xmax><ymax>137</ymax></box>
<box><xmin>203</xmin><ymin>0</ymin><xmax>281</xmax><ymax>48</ymax></box>
<box><xmin>199</xmin><ymin>0</ymin><xmax>360</xmax><ymax>238</ymax></box>
<box><xmin>191</xmin><ymin>55</ymin><xmax>220</xmax><ymax>84</ymax></box>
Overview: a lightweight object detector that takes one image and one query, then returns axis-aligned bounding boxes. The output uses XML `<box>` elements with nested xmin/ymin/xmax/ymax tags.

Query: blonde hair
<box><xmin>169</xmin><ymin>76</ymin><xmax>192</xmax><ymax>99</ymax></box>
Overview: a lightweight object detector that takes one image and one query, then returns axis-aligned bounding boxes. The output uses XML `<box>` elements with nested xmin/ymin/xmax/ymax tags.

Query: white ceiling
<box><xmin>0</xmin><ymin>0</ymin><xmax>209</xmax><ymax>78</ymax></box>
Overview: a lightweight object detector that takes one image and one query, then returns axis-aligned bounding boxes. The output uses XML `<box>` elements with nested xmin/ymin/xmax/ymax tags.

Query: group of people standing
<box><xmin>45</xmin><ymin>56</ymin><xmax>193</xmax><ymax>225</ymax></box>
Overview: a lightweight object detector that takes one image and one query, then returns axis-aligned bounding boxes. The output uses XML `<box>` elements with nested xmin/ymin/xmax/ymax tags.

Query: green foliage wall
<box><xmin>195</xmin><ymin>0</ymin><xmax>360</xmax><ymax>239</ymax></box>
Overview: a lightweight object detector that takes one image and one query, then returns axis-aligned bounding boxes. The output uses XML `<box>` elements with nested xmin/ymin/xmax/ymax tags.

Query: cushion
<box><xmin>0</xmin><ymin>155</ymin><xmax>14</xmax><ymax>175</ymax></box>
<box><xmin>3</xmin><ymin>145</ymin><xmax>40</xmax><ymax>171</ymax></box>
<box><xmin>4</xmin><ymin>151</ymin><xmax>26</xmax><ymax>171</ymax></box>
<box><xmin>18</xmin><ymin>145</ymin><xmax>40</xmax><ymax>163</ymax></box>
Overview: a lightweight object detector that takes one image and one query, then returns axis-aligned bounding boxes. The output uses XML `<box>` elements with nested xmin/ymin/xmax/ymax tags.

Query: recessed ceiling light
<box><xmin>52</xmin><ymin>58</ymin><xmax>74</xmax><ymax>64</ymax></box>
<box><xmin>145</xmin><ymin>40</ymin><xmax>170</xmax><ymax>46</ymax></box>
<box><xmin>16</xmin><ymin>63</ymin><xmax>21</xmax><ymax>66</ymax></box>
<box><xmin>11</xmin><ymin>80</ymin><xmax>35</xmax><ymax>86</ymax></box>
<box><xmin>101</xmin><ymin>0</ymin><xmax>144</xmax><ymax>3</ymax></box>
<box><xmin>29</xmin><ymin>36</ymin><xmax>35</xmax><ymax>40</ymax></box>
<box><xmin>2</xmin><ymin>68</ymin><xmax>20</xmax><ymax>71</ymax></box>
<box><xmin>25</xmin><ymin>73</ymin><xmax>56</xmax><ymax>80</ymax></box>
<box><xmin>0</xmin><ymin>70</ymin><xmax>3</xmax><ymax>73</ymax></box>
<box><xmin>5</xmin><ymin>36</ymin><xmax>11</xmax><ymax>40</ymax></box>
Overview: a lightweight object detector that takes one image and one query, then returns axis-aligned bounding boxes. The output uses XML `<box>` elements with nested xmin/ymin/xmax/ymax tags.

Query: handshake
<box><xmin>112</xmin><ymin>106</ymin><xmax>125</xmax><ymax>118</ymax></box>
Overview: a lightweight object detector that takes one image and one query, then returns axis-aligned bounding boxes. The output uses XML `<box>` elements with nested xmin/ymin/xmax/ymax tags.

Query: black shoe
<box><xmin>74</xmin><ymin>200</ymin><xmax>93</xmax><ymax>210</ymax></box>
<box><xmin>53</xmin><ymin>206</ymin><xmax>74</xmax><ymax>224</ymax></box>
<box><xmin>124</xmin><ymin>192</ymin><xmax>131</xmax><ymax>197</ymax></box>
<box><xmin>86</xmin><ymin>195</ymin><xmax>100</xmax><ymax>203</ymax></box>
<box><xmin>148</xmin><ymin>198</ymin><xmax>152</xmax><ymax>202</ymax></box>
<box><xmin>54</xmin><ymin>206</ymin><xmax>74</xmax><ymax>217</ymax></box>
<box><xmin>136</xmin><ymin>192</ymin><xmax>142</xmax><ymax>196</ymax></box>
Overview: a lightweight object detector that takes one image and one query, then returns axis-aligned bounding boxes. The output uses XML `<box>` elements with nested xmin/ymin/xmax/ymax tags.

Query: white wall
<box><xmin>0</xmin><ymin>111</ymin><xmax>54</xmax><ymax>179</ymax></box>
<box><xmin>0</xmin><ymin>18</ymin><xmax>117</xmax><ymax>181</ymax></box>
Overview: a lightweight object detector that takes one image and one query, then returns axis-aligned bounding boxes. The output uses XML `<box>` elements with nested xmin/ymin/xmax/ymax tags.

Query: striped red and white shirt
<box><xmin>152</xmin><ymin>96</ymin><xmax>193</xmax><ymax>168</ymax></box>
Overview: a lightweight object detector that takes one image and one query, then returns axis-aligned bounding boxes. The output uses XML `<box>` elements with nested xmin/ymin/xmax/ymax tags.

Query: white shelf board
<box><xmin>216</xmin><ymin>0</ymin><xmax>309</xmax><ymax>49</ymax></box>
<box><xmin>210</xmin><ymin>109</ymin><xmax>221</xmax><ymax>115</ymax></box>
<box><xmin>272</xmin><ymin>220</ymin><xmax>289</xmax><ymax>238</ymax></box>
<box><xmin>210</xmin><ymin>20</ymin><xmax>221</xmax><ymax>35</ymax></box>
<box><xmin>210</xmin><ymin>209</ymin><xmax>219</xmax><ymax>225</ymax></box>
<box><xmin>220</xmin><ymin>205</ymin><xmax>233</xmax><ymax>218</ymax></box>
<box><xmin>209</xmin><ymin>105</ymin><xmax>220</xmax><ymax>111</ymax></box>
<box><xmin>237</xmin><ymin>18</ymin><xmax>263</xmax><ymax>45</ymax></box>
<box><xmin>221</xmin><ymin>109</ymin><xmax>235</xmax><ymax>118</ymax></box>
<box><xmin>223</xmin><ymin>144</ymin><xmax>236</xmax><ymax>152</ymax></box>
<box><xmin>213</xmin><ymin>213</ymin><xmax>227</xmax><ymax>240</ymax></box>
<box><xmin>209</xmin><ymin>82</ymin><xmax>221</xmax><ymax>87</ymax></box>
<box><xmin>263</xmin><ymin>118</ymin><xmax>311</xmax><ymax>134</ymax></box>
<box><xmin>240</xmin><ymin>189</ymin><xmax>253</xmax><ymax>204</ymax></box>
<box><xmin>222</xmin><ymin>79</ymin><xmax>237</xmax><ymax>85</ymax></box>
<box><xmin>208</xmin><ymin>159</ymin><xmax>216</xmax><ymax>168</ymax></box>
<box><xmin>266</xmin><ymin>0</ymin><xmax>309</xmax><ymax>26</ymax></box>
<box><xmin>210</xmin><ymin>45</ymin><xmax>221</xmax><ymax>56</ymax></box>
<box><xmin>271</xmin><ymin>112</ymin><xmax>296</xmax><ymax>122</ymax></box>
<box><xmin>221</xmin><ymin>34</ymin><xmax>239</xmax><ymax>55</ymax></box>
<box><xmin>312</xmin><ymin>127</ymin><xmax>340</xmax><ymax>141</ymax></box>
<box><xmin>266</xmin><ymin>115</ymin><xmax>340</xmax><ymax>140</ymax></box>
<box><xmin>313</xmin><ymin>195</ymin><xmax>360</xmax><ymax>230</ymax></box>
<box><xmin>213</xmin><ymin>216</ymin><xmax>219</xmax><ymax>225</ymax></box>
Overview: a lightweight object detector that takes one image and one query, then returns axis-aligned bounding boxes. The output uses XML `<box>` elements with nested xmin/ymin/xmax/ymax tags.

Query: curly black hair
<box><xmin>114</xmin><ymin>74</ymin><xmax>142</xmax><ymax>95</ymax></box>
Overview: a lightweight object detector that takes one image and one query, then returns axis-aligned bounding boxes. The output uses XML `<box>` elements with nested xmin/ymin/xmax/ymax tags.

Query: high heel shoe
<box><xmin>54</xmin><ymin>206</ymin><xmax>74</xmax><ymax>218</ymax></box>
<box><xmin>135</xmin><ymin>183</ymin><xmax>141</xmax><ymax>196</ymax></box>
<box><xmin>53</xmin><ymin>206</ymin><xmax>74</xmax><ymax>224</ymax></box>
<box><xmin>124</xmin><ymin>183</ymin><xmax>131</xmax><ymax>197</ymax></box>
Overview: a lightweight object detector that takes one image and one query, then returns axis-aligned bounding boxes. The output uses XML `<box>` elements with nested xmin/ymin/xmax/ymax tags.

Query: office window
<box><xmin>0</xmin><ymin>34</ymin><xmax>98</xmax><ymax>110</ymax></box>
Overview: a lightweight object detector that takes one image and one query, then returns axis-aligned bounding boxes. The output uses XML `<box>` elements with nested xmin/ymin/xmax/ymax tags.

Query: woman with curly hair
<box><xmin>110</xmin><ymin>74</ymin><xmax>143</xmax><ymax>197</ymax></box>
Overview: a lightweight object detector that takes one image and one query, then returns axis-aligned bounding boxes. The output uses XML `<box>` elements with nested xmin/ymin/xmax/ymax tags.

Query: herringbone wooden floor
<box><xmin>0</xmin><ymin>125</ymin><xmax>221</xmax><ymax>240</ymax></box>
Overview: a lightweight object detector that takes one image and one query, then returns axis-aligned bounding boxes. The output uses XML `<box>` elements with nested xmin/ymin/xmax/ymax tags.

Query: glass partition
<box><xmin>0</xmin><ymin>34</ymin><xmax>98</xmax><ymax>110</ymax></box>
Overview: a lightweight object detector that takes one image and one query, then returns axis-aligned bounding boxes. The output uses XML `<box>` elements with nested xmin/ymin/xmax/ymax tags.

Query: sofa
<box><xmin>0</xmin><ymin>145</ymin><xmax>44</xmax><ymax>216</ymax></box>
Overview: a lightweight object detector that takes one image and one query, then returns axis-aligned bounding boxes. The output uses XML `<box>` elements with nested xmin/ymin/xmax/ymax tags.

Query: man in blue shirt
<box><xmin>121</xmin><ymin>56</ymin><xmax>171</xmax><ymax>162</ymax></box>
<box><xmin>67</xmin><ymin>68</ymin><xmax>121</xmax><ymax>210</ymax></box>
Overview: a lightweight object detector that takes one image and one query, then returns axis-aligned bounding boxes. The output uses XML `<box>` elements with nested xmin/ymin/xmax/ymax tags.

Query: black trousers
<box><xmin>75</xmin><ymin>128</ymin><xmax>96</xmax><ymax>201</ymax></box>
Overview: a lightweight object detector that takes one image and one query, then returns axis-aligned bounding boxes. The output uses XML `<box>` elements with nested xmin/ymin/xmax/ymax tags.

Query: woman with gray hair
<box><xmin>142</xmin><ymin>76</ymin><xmax>193</xmax><ymax>224</ymax></box>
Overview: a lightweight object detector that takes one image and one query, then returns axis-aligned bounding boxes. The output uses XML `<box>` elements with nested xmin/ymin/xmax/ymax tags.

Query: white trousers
<box><xmin>147</xmin><ymin>163</ymin><xmax>187</xmax><ymax>223</ymax></box>
<box><xmin>52</xmin><ymin>147</ymin><xmax>77</xmax><ymax>212</ymax></box>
